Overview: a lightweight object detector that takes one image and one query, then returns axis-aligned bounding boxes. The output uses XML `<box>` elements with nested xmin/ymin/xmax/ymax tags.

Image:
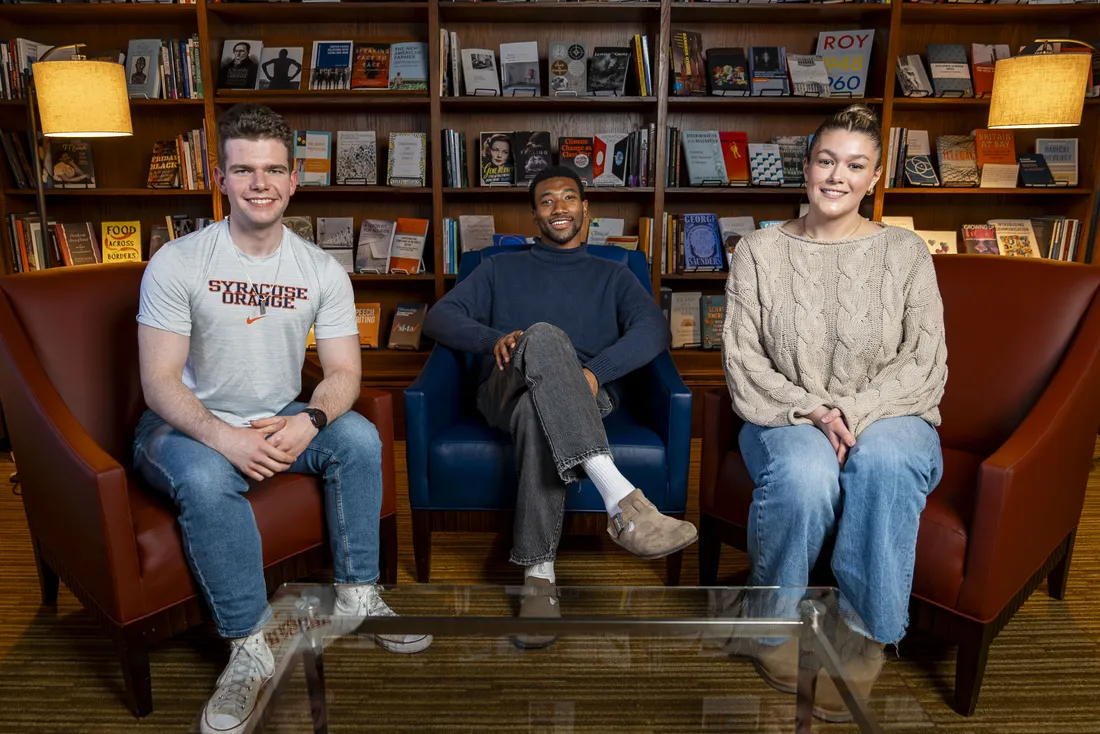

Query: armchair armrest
<box><xmin>0</xmin><ymin>297</ymin><xmax>142</xmax><ymax>623</ymax></box>
<box><xmin>299</xmin><ymin>358</ymin><xmax>396</xmax><ymax>516</ymax></box>
<box><xmin>642</xmin><ymin>351</ymin><xmax>693</xmax><ymax>511</ymax></box>
<box><xmin>700</xmin><ymin>388</ymin><xmax>742</xmax><ymax>514</ymax></box>
<box><xmin>404</xmin><ymin>345</ymin><xmax>465</xmax><ymax>508</ymax></box>
<box><xmin>959</xmin><ymin>297</ymin><xmax>1100</xmax><ymax>621</ymax></box>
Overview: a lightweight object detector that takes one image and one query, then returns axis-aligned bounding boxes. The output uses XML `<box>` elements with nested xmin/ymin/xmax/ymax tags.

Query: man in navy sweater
<box><xmin>423</xmin><ymin>166</ymin><xmax>697</xmax><ymax>637</ymax></box>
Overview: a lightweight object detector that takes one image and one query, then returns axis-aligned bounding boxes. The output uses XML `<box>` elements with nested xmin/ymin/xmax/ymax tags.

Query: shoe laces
<box><xmin>342</xmin><ymin>584</ymin><xmax>396</xmax><ymax>618</ymax></box>
<box><xmin>211</xmin><ymin>640</ymin><xmax>271</xmax><ymax>717</ymax></box>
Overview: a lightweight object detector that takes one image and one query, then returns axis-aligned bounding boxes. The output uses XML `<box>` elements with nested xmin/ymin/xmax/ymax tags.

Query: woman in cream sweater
<box><xmin>722</xmin><ymin>105</ymin><xmax>947</xmax><ymax>720</ymax></box>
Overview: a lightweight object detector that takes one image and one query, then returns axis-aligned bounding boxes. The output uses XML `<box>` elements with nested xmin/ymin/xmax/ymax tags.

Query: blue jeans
<box><xmin>739</xmin><ymin>416</ymin><xmax>943</xmax><ymax>644</ymax></box>
<box><xmin>132</xmin><ymin>401</ymin><xmax>383</xmax><ymax>638</ymax></box>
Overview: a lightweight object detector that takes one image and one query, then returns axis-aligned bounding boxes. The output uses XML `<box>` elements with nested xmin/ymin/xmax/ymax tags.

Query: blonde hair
<box><xmin>808</xmin><ymin>104</ymin><xmax>883</xmax><ymax>168</ymax></box>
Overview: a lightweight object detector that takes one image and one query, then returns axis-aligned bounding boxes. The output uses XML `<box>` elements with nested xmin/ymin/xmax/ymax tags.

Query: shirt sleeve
<box><xmin>422</xmin><ymin>257</ymin><xmax>505</xmax><ymax>354</ymax></box>
<box><xmin>722</xmin><ymin>243</ymin><xmax>830</xmax><ymax>427</ymax></box>
<box><xmin>136</xmin><ymin>248</ymin><xmax>193</xmax><ymax>336</ymax></box>
<box><xmin>583</xmin><ymin>267</ymin><xmax>671</xmax><ymax>386</ymax></box>
<box><xmin>313</xmin><ymin>257</ymin><xmax>359</xmax><ymax>340</ymax></box>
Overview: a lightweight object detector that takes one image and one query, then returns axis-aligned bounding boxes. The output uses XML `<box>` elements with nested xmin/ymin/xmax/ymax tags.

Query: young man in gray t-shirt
<box><xmin>132</xmin><ymin>104</ymin><xmax>431</xmax><ymax>734</ymax></box>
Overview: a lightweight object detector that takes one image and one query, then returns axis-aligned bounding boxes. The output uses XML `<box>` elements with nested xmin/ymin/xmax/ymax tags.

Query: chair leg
<box><xmin>665</xmin><ymin>550</ymin><xmax>683</xmax><ymax>586</ymax></box>
<box><xmin>698</xmin><ymin>515</ymin><xmax>722</xmax><ymax>586</ymax></box>
<box><xmin>31</xmin><ymin>538</ymin><xmax>59</xmax><ymax>606</ymax></box>
<box><xmin>114</xmin><ymin>627</ymin><xmax>153</xmax><ymax>717</ymax></box>
<box><xmin>412</xmin><ymin>510</ymin><xmax>432</xmax><ymax>583</ymax></box>
<box><xmin>1048</xmin><ymin>529</ymin><xmax>1077</xmax><ymax>601</ymax></box>
<box><xmin>954</xmin><ymin>622</ymin><xmax>994</xmax><ymax>717</ymax></box>
<box><xmin>378</xmin><ymin>514</ymin><xmax>398</xmax><ymax>586</ymax></box>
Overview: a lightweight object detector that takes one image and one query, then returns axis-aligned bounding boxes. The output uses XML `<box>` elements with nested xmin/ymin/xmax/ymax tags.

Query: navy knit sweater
<box><xmin>423</xmin><ymin>241</ymin><xmax>671</xmax><ymax>386</ymax></box>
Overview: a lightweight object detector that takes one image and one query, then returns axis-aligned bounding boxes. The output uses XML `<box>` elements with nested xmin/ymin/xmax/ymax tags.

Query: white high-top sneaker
<box><xmin>334</xmin><ymin>583</ymin><xmax>433</xmax><ymax>654</ymax></box>
<box><xmin>200</xmin><ymin>632</ymin><xmax>276</xmax><ymax>734</ymax></box>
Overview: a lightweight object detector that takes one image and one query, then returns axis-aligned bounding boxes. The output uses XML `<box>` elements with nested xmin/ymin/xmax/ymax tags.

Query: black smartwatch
<box><xmin>303</xmin><ymin>408</ymin><xmax>328</xmax><ymax>430</ymax></box>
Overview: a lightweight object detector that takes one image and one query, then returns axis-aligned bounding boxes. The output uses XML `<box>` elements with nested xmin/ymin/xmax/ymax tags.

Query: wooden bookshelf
<box><xmin>1</xmin><ymin>0</ymin><xmax>1097</xmax><ymax>412</ymax></box>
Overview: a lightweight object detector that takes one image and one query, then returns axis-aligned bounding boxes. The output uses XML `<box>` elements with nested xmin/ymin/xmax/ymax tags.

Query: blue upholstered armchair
<box><xmin>405</xmin><ymin>244</ymin><xmax>693</xmax><ymax>583</ymax></box>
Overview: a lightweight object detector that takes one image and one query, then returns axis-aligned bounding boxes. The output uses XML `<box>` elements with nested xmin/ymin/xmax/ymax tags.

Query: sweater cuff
<box><xmin>475</xmin><ymin>328</ymin><xmax>507</xmax><ymax>355</ymax></box>
<box><xmin>583</xmin><ymin>354</ymin><xmax>617</xmax><ymax>387</ymax></box>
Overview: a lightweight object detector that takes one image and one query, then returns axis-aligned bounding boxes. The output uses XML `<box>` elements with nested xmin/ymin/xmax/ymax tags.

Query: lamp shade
<box><xmin>31</xmin><ymin>59</ymin><xmax>132</xmax><ymax>137</ymax></box>
<box><xmin>988</xmin><ymin>53</ymin><xmax>1090</xmax><ymax>129</ymax></box>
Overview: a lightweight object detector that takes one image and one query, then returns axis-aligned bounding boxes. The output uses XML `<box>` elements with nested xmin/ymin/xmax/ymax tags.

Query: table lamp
<box><xmin>24</xmin><ymin>44</ymin><xmax>132</xmax><ymax>267</ymax></box>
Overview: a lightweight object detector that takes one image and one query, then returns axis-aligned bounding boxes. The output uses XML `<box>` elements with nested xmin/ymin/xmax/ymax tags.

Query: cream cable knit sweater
<box><xmin>722</xmin><ymin>223</ymin><xmax>948</xmax><ymax>438</ymax></box>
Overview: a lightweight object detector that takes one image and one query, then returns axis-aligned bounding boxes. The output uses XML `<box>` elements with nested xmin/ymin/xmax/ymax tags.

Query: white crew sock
<box><xmin>525</xmin><ymin>560</ymin><xmax>556</xmax><ymax>584</ymax></box>
<box><xmin>582</xmin><ymin>453</ymin><xmax>635</xmax><ymax>516</ymax></box>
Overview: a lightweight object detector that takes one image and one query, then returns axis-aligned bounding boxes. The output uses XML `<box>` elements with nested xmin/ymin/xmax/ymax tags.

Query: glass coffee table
<box><xmin>234</xmin><ymin>584</ymin><xmax>927</xmax><ymax>733</ymax></box>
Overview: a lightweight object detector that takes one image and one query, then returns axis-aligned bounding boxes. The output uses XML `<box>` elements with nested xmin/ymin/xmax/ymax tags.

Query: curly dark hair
<box><xmin>217</xmin><ymin>103</ymin><xmax>294</xmax><ymax>168</ymax></box>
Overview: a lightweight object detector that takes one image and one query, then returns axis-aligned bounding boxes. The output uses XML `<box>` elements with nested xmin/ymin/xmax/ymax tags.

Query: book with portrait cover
<box><xmin>479</xmin><ymin>131</ymin><xmax>515</xmax><ymax>186</ymax></box>
<box><xmin>219</xmin><ymin>39</ymin><xmax>262</xmax><ymax>91</ymax></box>
<box><xmin>513</xmin><ymin>131</ymin><xmax>552</xmax><ymax>185</ymax></box>
<box><xmin>45</xmin><ymin>140</ymin><xmax>95</xmax><ymax>189</ymax></box>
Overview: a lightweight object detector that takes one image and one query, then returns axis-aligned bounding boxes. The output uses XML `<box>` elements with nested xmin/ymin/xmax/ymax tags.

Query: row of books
<box><xmin>441</xmin><ymin>34</ymin><xmax>652</xmax><ymax>98</ymax></box>
<box><xmin>5</xmin><ymin>215</ymin><xmax>210</xmax><ymax>274</ymax></box>
<box><xmin>662</xmin><ymin>290</ymin><xmax>725</xmax><ymax>350</ymax></box>
<box><xmin>896</xmin><ymin>43</ymin><xmax>1099</xmax><ymax>99</ymax></box>
<box><xmin>306</xmin><ymin>302</ymin><xmax>427</xmax><ymax>352</ymax></box>
<box><xmin>212</xmin><ymin>39</ymin><xmax>428</xmax><ymax>93</ymax></box>
<box><xmin>125</xmin><ymin>37</ymin><xmax>204</xmax><ymax>100</ymax></box>
<box><xmin>671</xmin><ymin>31</ymin><xmax>874</xmax><ymax>98</ymax></box>
<box><xmin>885</xmin><ymin>216</ymin><xmax>1084</xmax><ymax>261</ymax></box>
<box><xmin>670</xmin><ymin>129</ymin><xmax>808</xmax><ymax>188</ymax></box>
<box><xmin>885</xmin><ymin>130</ymin><xmax>1078</xmax><ymax>189</ymax></box>
<box><xmin>283</xmin><ymin>216</ymin><xmax>431</xmax><ymax>275</ymax></box>
<box><xmin>147</xmin><ymin>127</ymin><xmax>211</xmax><ymax>190</ymax></box>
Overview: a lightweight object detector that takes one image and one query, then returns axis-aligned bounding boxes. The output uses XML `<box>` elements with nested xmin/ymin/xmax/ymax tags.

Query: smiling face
<box><xmin>803</xmin><ymin>129</ymin><xmax>882</xmax><ymax>221</ymax></box>
<box><xmin>215</xmin><ymin>137</ymin><xmax>297</xmax><ymax>234</ymax></box>
<box><xmin>489</xmin><ymin>140</ymin><xmax>511</xmax><ymax>166</ymax></box>
<box><xmin>532</xmin><ymin>177</ymin><xmax>587</xmax><ymax>248</ymax></box>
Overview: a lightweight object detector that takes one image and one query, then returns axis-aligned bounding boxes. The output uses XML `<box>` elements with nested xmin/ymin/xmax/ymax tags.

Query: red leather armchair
<box><xmin>0</xmin><ymin>263</ymin><xmax>398</xmax><ymax>717</ymax></box>
<box><xmin>699</xmin><ymin>255</ymin><xmax>1100</xmax><ymax>716</ymax></box>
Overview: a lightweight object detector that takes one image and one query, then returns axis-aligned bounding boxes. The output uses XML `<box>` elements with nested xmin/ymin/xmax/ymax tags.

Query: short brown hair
<box><xmin>808</xmin><ymin>104</ymin><xmax>883</xmax><ymax>169</ymax></box>
<box><xmin>217</xmin><ymin>103</ymin><xmax>294</xmax><ymax>168</ymax></box>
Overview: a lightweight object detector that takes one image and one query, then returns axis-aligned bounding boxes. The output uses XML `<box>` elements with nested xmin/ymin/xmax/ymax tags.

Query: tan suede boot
<box><xmin>812</xmin><ymin>635</ymin><xmax>886</xmax><ymax>722</ymax></box>
<box><xmin>606</xmin><ymin>489</ymin><xmax>698</xmax><ymax>559</ymax></box>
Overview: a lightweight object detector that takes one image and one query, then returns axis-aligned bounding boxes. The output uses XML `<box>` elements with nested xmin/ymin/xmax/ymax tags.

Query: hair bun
<box><xmin>839</xmin><ymin>104</ymin><xmax>879</xmax><ymax>127</ymax></box>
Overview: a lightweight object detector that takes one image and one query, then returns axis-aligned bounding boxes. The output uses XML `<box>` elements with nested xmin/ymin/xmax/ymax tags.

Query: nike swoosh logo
<box><xmin>246</xmin><ymin>316</ymin><xmax>266</xmax><ymax>325</ymax></box>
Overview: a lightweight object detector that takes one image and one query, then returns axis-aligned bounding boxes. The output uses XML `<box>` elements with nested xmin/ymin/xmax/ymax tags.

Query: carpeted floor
<box><xmin>1</xmin><ymin>440</ymin><xmax>1098</xmax><ymax>733</ymax></box>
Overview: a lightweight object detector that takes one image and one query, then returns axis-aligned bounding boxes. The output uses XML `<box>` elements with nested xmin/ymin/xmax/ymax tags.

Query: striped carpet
<box><xmin>1</xmin><ymin>440</ymin><xmax>1098</xmax><ymax>733</ymax></box>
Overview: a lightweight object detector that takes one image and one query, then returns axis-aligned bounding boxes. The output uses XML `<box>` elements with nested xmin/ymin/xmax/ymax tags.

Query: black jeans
<box><xmin>475</xmin><ymin>322</ymin><xmax>619</xmax><ymax>565</ymax></box>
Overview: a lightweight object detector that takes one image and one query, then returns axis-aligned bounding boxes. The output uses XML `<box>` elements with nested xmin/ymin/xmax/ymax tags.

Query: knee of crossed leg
<box><xmin>324</xmin><ymin>410</ymin><xmax>382</xmax><ymax>470</ymax></box>
<box><xmin>520</xmin><ymin>322</ymin><xmax>571</xmax><ymax>354</ymax></box>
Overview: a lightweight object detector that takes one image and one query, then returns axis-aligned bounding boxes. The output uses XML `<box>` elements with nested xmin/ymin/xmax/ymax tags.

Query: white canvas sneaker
<box><xmin>200</xmin><ymin>632</ymin><xmax>276</xmax><ymax>734</ymax></box>
<box><xmin>334</xmin><ymin>583</ymin><xmax>433</xmax><ymax>654</ymax></box>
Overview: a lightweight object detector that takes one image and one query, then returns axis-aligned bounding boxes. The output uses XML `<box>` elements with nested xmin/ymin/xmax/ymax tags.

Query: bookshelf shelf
<box><xmin>351</xmin><ymin>273</ymin><xmax>436</xmax><ymax>282</ymax></box>
<box><xmin>213</xmin><ymin>93</ymin><xmax>430</xmax><ymax>108</ymax></box>
<box><xmin>441</xmin><ymin>96</ymin><xmax>656</xmax><ymax>111</ymax></box>
<box><xmin>667</xmin><ymin>97</ymin><xmax>885</xmax><ymax>112</ymax></box>
<box><xmin>662</xmin><ymin>273</ymin><xmax>728</xmax><ymax>281</ymax></box>
<box><xmin>884</xmin><ymin>188</ymin><xmax>1093</xmax><ymax>197</ymax></box>
<box><xmin>669</xmin><ymin>2</ymin><xmax>892</xmax><ymax>25</ymax></box>
<box><xmin>287</xmin><ymin>186</ymin><xmax>434</xmax><ymax>197</ymax></box>
<box><xmin>1</xmin><ymin>99</ymin><xmax>205</xmax><ymax>108</ymax></box>
<box><xmin>438</xmin><ymin>1</ymin><xmax>660</xmax><ymax>24</ymax></box>
<box><xmin>443</xmin><ymin>186</ymin><xmax>655</xmax><ymax>197</ymax></box>
<box><xmin>900</xmin><ymin>3</ymin><xmax>1100</xmax><ymax>25</ymax></box>
<box><xmin>893</xmin><ymin>97</ymin><xmax>1100</xmax><ymax>111</ymax></box>
<box><xmin>665</xmin><ymin>187</ymin><xmax>808</xmax><ymax>196</ymax></box>
<box><xmin>3</xmin><ymin>189</ymin><xmax>213</xmax><ymax>198</ymax></box>
<box><xmin>206</xmin><ymin>1</ymin><xmax>429</xmax><ymax>23</ymax></box>
<box><xmin>0</xmin><ymin>5</ymin><xmax>196</xmax><ymax>24</ymax></box>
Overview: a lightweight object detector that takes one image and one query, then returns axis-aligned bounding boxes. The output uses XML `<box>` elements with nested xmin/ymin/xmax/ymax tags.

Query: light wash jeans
<box><xmin>475</xmin><ymin>322</ymin><xmax>620</xmax><ymax>566</ymax></box>
<box><xmin>739</xmin><ymin>416</ymin><xmax>943</xmax><ymax>644</ymax></box>
<box><xmin>132</xmin><ymin>401</ymin><xmax>384</xmax><ymax>639</ymax></box>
